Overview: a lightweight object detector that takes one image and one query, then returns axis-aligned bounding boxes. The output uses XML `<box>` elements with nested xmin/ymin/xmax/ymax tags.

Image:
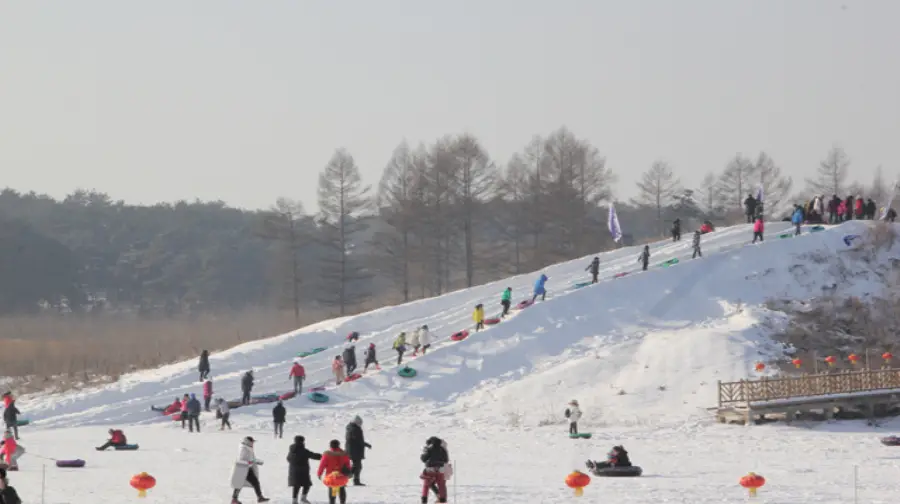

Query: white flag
<box><xmin>608</xmin><ymin>203</ymin><xmax>623</xmax><ymax>242</ymax></box>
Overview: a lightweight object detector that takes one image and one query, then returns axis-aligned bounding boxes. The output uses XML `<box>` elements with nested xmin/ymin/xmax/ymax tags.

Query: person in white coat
<box><xmin>418</xmin><ymin>325</ymin><xmax>432</xmax><ymax>355</ymax></box>
<box><xmin>564</xmin><ymin>400</ymin><xmax>582</xmax><ymax>435</ymax></box>
<box><xmin>410</xmin><ymin>329</ymin><xmax>421</xmax><ymax>356</ymax></box>
<box><xmin>229</xmin><ymin>436</ymin><xmax>269</xmax><ymax>504</ymax></box>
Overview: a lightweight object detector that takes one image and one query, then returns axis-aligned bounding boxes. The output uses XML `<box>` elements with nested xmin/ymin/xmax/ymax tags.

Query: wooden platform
<box><xmin>716</xmin><ymin>368</ymin><xmax>900</xmax><ymax>425</ymax></box>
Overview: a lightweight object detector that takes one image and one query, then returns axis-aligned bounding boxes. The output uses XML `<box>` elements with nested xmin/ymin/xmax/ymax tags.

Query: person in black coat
<box><xmin>744</xmin><ymin>194</ymin><xmax>757</xmax><ymax>223</ymax></box>
<box><xmin>198</xmin><ymin>350</ymin><xmax>210</xmax><ymax>381</ymax></box>
<box><xmin>420</xmin><ymin>436</ymin><xmax>450</xmax><ymax>504</ymax></box>
<box><xmin>342</xmin><ymin>346</ymin><xmax>357</xmax><ymax>375</ymax></box>
<box><xmin>273</xmin><ymin>401</ymin><xmax>286</xmax><ymax>439</ymax></box>
<box><xmin>287</xmin><ymin>435</ymin><xmax>321</xmax><ymax>504</ymax></box>
<box><xmin>638</xmin><ymin>246</ymin><xmax>650</xmax><ymax>272</ymax></box>
<box><xmin>2</xmin><ymin>403</ymin><xmax>19</xmax><ymax>440</ymax></box>
<box><xmin>0</xmin><ymin>467</ymin><xmax>21</xmax><ymax>504</ymax></box>
<box><xmin>345</xmin><ymin>416</ymin><xmax>371</xmax><ymax>486</ymax></box>
<box><xmin>241</xmin><ymin>370</ymin><xmax>254</xmax><ymax>405</ymax></box>
<box><xmin>671</xmin><ymin>218</ymin><xmax>681</xmax><ymax>242</ymax></box>
<box><xmin>585</xmin><ymin>257</ymin><xmax>600</xmax><ymax>284</ymax></box>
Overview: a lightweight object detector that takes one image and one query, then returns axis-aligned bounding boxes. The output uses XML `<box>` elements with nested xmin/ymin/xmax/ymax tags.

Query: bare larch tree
<box><xmin>805</xmin><ymin>146</ymin><xmax>850</xmax><ymax>197</ymax></box>
<box><xmin>634</xmin><ymin>160</ymin><xmax>681</xmax><ymax>235</ymax></box>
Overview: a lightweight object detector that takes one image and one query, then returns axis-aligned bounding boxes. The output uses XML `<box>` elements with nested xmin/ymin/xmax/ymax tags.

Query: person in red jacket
<box><xmin>163</xmin><ymin>398</ymin><xmax>181</xmax><ymax>416</ymax></box>
<box><xmin>855</xmin><ymin>196</ymin><xmax>864</xmax><ymax>219</ymax></box>
<box><xmin>96</xmin><ymin>429</ymin><xmax>127</xmax><ymax>450</ymax></box>
<box><xmin>180</xmin><ymin>394</ymin><xmax>190</xmax><ymax>429</ymax></box>
<box><xmin>317</xmin><ymin>439</ymin><xmax>352</xmax><ymax>504</ymax></box>
<box><xmin>289</xmin><ymin>361</ymin><xmax>306</xmax><ymax>395</ymax></box>
<box><xmin>752</xmin><ymin>217</ymin><xmax>764</xmax><ymax>243</ymax></box>
<box><xmin>0</xmin><ymin>432</ymin><xmax>20</xmax><ymax>470</ymax></box>
<box><xmin>203</xmin><ymin>379</ymin><xmax>213</xmax><ymax>412</ymax></box>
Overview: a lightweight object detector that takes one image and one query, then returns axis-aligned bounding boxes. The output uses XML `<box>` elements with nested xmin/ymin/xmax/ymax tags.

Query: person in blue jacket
<box><xmin>791</xmin><ymin>205</ymin><xmax>804</xmax><ymax>236</ymax></box>
<box><xmin>531</xmin><ymin>274</ymin><xmax>548</xmax><ymax>302</ymax></box>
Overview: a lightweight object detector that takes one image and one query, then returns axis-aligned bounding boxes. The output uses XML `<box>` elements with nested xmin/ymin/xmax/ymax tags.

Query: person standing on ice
<box><xmin>565</xmin><ymin>400</ymin><xmax>582</xmax><ymax>435</ymax></box>
<box><xmin>289</xmin><ymin>361</ymin><xmax>306</xmax><ymax>394</ymax></box>
<box><xmin>272</xmin><ymin>400</ymin><xmax>286</xmax><ymax>439</ymax></box>
<box><xmin>638</xmin><ymin>245</ymin><xmax>650</xmax><ymax>271</ymax></box>
<box><xmin>752</xmin><ymin>217</ymin><xmax>764</xmax><ymax>243</ymax></box>
<box><xmin>420</xmin><ymin>436</ymin><xmax>450</xmax><ymax>504</ymax></box>
<box><xmin>186</xmin><ymin>393</ymin><xmax>202</xmax><ymax>433</ymax></box>
<box><xmin>287</xmin><ymin>435</ymin><xmax>322</xmax><ymax>504</ymax></box>
<box><xmin>241</xmin><ymin>370</ymin><xmax>255</xmax><ymax>406</ymax></box>
<box><xmin>198</xmin><ymin>349</ymin><xmax>211</xmax><ymax>381</ymax></box>
<box><xmin>363</xmin><ymin>343</ymin><xmax>380</xmax><ymax>371</ymax></box>
<box><xmin>671</xmin><ymin>218</ymin><xmax>682</xmax><ymax>242</ymax></box>
<box><xmin>692</xmin><ymin>230</ymin><xmax>703</xmax><ymax>258</ymax></box>
<box><xmin>217</xmin><ymin>398</ymin><xmax>232</xmax><ymax>430</ymax></box>
<box><xmin>473</xmin><ymin>304</ymin><xmax>485</xmax><ymax>331</ymax></box>
<box><xmin>345</xmin><ymin>415</ymin><xmax>371</xmax><ymax>486</ymax></box>
<box><xmin>531</xmin><ymin>274</ymin><xmax>548</xmax><ymax>302</ymax></box>
<box><xmin>203</xmin><ymin>378</ymin><xmax>213</xmax><ymax>412</ymax></box>
<box><xmin>343</xmin><ymin>345</ymin><xmax>357</xmax><ymax>375</ymax></box>
<box><xmin>180</xmin><ymin>393</ymin><xmax>190</xmax><ymax>428</ymax></box>
<box><xmin>229</xmin><ymin>436</ymin><xmax>270</xmax><ymax>504</ymax></box>
<box><xmin>393</xmin><ymin>332</ymin><xmax>407</xmax><ymax>366</ymax></box>
<box><xmin>332</xmin><ymin>356</ymin><xmax>346</xmax><ymax>385</ymax></box>
<box><xmin>410</xmin><ymin>328</ymin><xmax>422</xmax><ymax>356</ymax></box>
<box><xmin>316</xmin><ymin>440</ymin><xmax>352</xmax><ymax>504</ymax></box>
<box><xmin>500</xmin><ymin>287</ymin><xmax>512</xmax><ymax>317</ymax></box>
<box><xmin>586</xmin><ymin>257</ymin><xmax>600</xmax><ymax>284</ymax></box>
<box><xmin>791</xmin><ymin>205</ymin><xmax>804</xmax><ymax>236</ymax></box>
<box><xmin>419</xmin><ymin>325</ymin><xmax>432</xmax><ymax>355</ymax></box>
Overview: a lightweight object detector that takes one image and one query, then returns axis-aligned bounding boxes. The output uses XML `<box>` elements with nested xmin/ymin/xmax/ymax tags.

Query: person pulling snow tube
<box><xmin>56</xmin><ymin>459</ymin><xmax>86</xmax><ymax>468</ymax></box>
<box><xmin>880</xmin><ymin>436</ymin><xmax>900</xmax><ymax>446</ymax></box>
<box><xmin>308</xmin><ymin>392</ymin><xmax>329</xmax><ymax>403</ymax></box>
<box><xmin>397</xmin><ymin>366</ymin><xmax>417</xmax><ymax>378</ymax></box>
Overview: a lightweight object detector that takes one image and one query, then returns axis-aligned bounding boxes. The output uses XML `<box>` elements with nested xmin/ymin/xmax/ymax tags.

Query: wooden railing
<box><xmin>718</xmin><ymin>368</ymin><xmax>900</xmax><ymax>407</ymax></box>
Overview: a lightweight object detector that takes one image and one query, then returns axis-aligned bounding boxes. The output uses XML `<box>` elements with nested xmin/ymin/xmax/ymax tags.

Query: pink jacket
<box><xmin>753</xmin><ymin>220</ymin><xmax>764</xmax><ymax>233</ymax></box>
<box><xmin>202</xmin><ymin>380</ymin><xmax>212</xmax><ymax>397</ymax></box>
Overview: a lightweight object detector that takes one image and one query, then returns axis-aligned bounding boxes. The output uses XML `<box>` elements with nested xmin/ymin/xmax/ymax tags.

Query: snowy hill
<box><xmin>12</xmin><ymin>220</ymin><xmax>900</xmax><ymax>504</ymax></box>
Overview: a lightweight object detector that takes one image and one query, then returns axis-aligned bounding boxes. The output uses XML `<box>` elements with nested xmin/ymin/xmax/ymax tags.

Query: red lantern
<box><xmin>754</xmin><ymin>362</ymin><xmax>765</xmax><ymax>372</ymax></box>
<box><xmin>883</xmin><ymin>352</ymin><xmax>893</xmax><ymax>363</ymax></box>
<box><xmin>791</xmin><ymin>358</ymin><xmax>802</xmax><ymax>369</ymax></box>
<box><xmin>848</xmin><ymin>354</ymin><xmax>859</xmax><ymax>365</ymax></box>
<box><xmin>565</xmin><ymin>470</ymin><xmax>591</xmax><ymax>497</ymax></box>
<box><xmin>824</xmin><ymin>356</ymin><xmax>836</xmax><ymax>366</ymax></box>
<box><xmin>130</xmin><ymin>472</ymin><xmax>156</xmax><ymax>498</ymax></box>
<box><xmin>739</xmin><ymin>472</ymin><xmax>766</xmax><ymax>497</ymax></box>
<box><xmin>323</xmin><ymin>471</ymin><xmax>350</xmax><ymax>498</ymax></box>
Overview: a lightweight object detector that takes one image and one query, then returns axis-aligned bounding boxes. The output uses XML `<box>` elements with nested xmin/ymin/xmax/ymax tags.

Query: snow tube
<box><xmin>591</xmin><ymin>466</ymin><xmax>643</xmax><ymax>477</ymax></box>
<box><xmin>483</xmin><ymin>317</ymin><xmax>501</xmax><ymax>326</ymax></box>
<box><xmin>150</xmin><ymin>406</ymin><xmax>166</xmax><ymax>413</ymax></box>
<box><xmin>568</xmin><ymin>433</ymin><xmax>592</xmax><ymax>439</ymax></box>
<box><xmin>880</xmin><ymin>436</ymin><xmax>900</xmax><ymax>446</ymax></box>
<box><xmin>450</xmin><ymin>330</ymin><xmax>469</xmax><ymax>341</ymax></box>
<box><xmin>809</xmin><ymin>225</ymin><xmax>825</xmax><ymax>232</ymax></box>
<box><xmin>279</xmin><ymin>391</ymin><xmax>297</xmax><ymax>401</ymax></box>
<box><xmin>516</xmin><ymin>300</ymin><xmax>534</xmax><ymax>309</ymax></box>
<box><xmin>15</xmin><ymin>419</ymin><xmax>29</xmax><ymax>427</ymax></box>
<box><xmin>226</xmin><ymin>399</ymin><xmax>242</xmax><ymax>409</ymax></box>
<box><xmin>778</xmin><ymin>233</ymin><xmax>793</xmax><ymax>239</ymax></box>
<box><xmin>398</xmin><ymin>366</ymin><xmax>417</xmax><ymax>378</ymax></box>
<box><xmin>307</xmin><ymin>392</ymin><xmax>329</xmax><ymax>403</ymax></box>
<box><xmin>574</xmin><ymin>281</ymin><xmax>592</xmax><ymax>288</ymax></box>
<box><xmin>171</xmin><ymin>412</ymin><xmax>184</xmax><ymax>421</ymax></box>
<box><xmin>56</xmin><ymin>459</ymin><xmax>86</xmax><ymax>468</ymax></box>
<box><xmin>250</xmin><ymin>393</ymin><xmax>279</xmax><ymax>405</ymax></box>
<box><xmin>657</xmin><ymin>258</ymin><xmax>679</xmax><ymax>268</ymax></box>
<box><xmin>308</xmin><ymin>386</ymin><xmax>325</xmax><ymax>392</ymax></box>
<box><xmin>114</xmin><ymin>444</ymin><xmax>139</xmax><ymax>451</ymax></box>
<box><xmin>344</xmin><ymin>373</ymin><xmax>362</xmax><ymax>382</ymax></box>
<box><xmin>614</xmin><ymin>272</ymin><xmax>629</xmax><ymax>278</ymax></box>
<box><xmin>298</xmin><ymin>347</ymin><xmax>327</xmax><ymax>358</ymax></box>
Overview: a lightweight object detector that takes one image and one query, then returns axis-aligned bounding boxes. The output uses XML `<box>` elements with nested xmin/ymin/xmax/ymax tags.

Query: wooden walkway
<box><xmin>716</xmin><ymin>368</ymin><xmax>900</xmax><ymax>424</ymax></box>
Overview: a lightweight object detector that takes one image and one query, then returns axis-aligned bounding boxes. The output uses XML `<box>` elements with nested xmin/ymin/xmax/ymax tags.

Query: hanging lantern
<box><xmin>565</xmin><ymin>470</ymin><xmax>591</xmax><ymax>497</ymax></box>
<box><xmin>130</xmin><ymin>472</ymin><xmax>156</xmax><ymax>498</ymax></box>
<box><xmin>883</xmin><ymin>352</ymin><xmax>893</xmax><ymax>363</ymax></box>
<box><xmin>824</xmin><ymin>356</ymin><xmax>836</xmax><ymax>366</ymax></box>
<box><xmin>848</xmin><ymin>354</ymin><xmax>859</xmax><ymax>365</ymax></box>
<box><xmin>755</xmin><ymin>362</ymin><xmax>765</xmax><ymax>372</ymax></box>
<box><xmin>739</xmin><ymin>472</ymin><xmax>766</xmax><ymax>497</ymax></box>
<box><xmin>791</xmin><ymin>358</ymin><xmax>802</xmax><ymax>369</ymax></box>
<box><xmin>322</xmin><ymin>471</ymin><xmax>349</xmax><ymax>498</ymax></box>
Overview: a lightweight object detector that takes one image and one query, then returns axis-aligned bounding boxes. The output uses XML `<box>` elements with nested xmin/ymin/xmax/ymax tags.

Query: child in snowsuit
<box><xmin>289</xmin><ymin>361</ymin><xmax>305</xmax><ymax>394</ymax></box>
<box><xmin>791</xmin><ymin>205</ymin><xmax>804</xmax><ymax>235</ymax></box>
<box><xmin>342</xmin><ymin>346</ymin><xmax>357</xmax><ymax>375</ymax></box>
<box><xmin>203</xmin><ymin>378</ymin><xmax>213</xmax><ymax>412</ymax></box>
<box><xmin>752</xmin><ymin>217</ymin><xmax>764</xmax><ymax>243</ymax></box>
<box><xmin>363</xmin><ymin>343</ymin><xmax>380</xmax><ymax>371</ymax></box>
<box><xmin>500</xmin><ymin>287</ymin><xmax>512</xmax><ymax>317</ymax></box>
<box><xmin>671</xmin><ymin>218</ymin><xmax>681</xmax><ymax>242</ymax></box>
<box><xmin>531</xmin><ymin>274</ymin><xmax>548</xmax><ymax>302</ymax></box>
<box><xmin>692</xmin><ymin>230</ymin><xmax>702</xmax><ymax>258</ymax></box>
<box><xmin>317</xmin><ymin>440</ymin><xmax>352</xmax><ymax>504</ymax></box>
<box><xmin>332</xmin><ymin>356</ymin><xmax>346</xmax><ymax>385</ymax></box>
<box><xmin>638</xmin><ymin>246</ymin><xmax>650</xmax><ymax>271</ymax></box>
<box><xmin>272</xmin><ymin>400</ymin><xmax>286</xmax><ymax>439</ymax></box>
<box><xmin>393</xmin><ymin>333</ymin><xmax>407</xmax><ymax>366</ymax></box>
<box><xmin>565</xmin><ymin>400</ymin><xmax>582</xmax><ymax>435</ymax></box>
<box><xmin>217</xmin><ymin>398</ymin><xmax>232</xmax><ymax>430</ymax></box>
<box><xmin>420</xmin><ymin>436</ymin><xmax>450</xmax><ymax>504</ymax></box>
<box><xmin>2</xmin><ymin>402</ymin><xmax>19</xmax><ymax>440</ymax></box>
<box><xmin>96</xmin><ymin>428</ymin><xmax>128</xmax><ymax>450</ymax></box>
<box><xmin>586</xmin><ymin>257</ymin><xmax>600</xmax><ymax>284</ymax></box>
<box><xmin>419</xmin><ymin>325</ymin><xmax>431</xmax><ymax>355</ymax></box>
<box><xmin>473</xmin><ymin>304</ymin><xmax>485</xmax><ymax>331</ymax></box>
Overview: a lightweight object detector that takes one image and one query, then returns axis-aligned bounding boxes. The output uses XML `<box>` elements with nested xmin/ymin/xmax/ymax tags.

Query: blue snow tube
<box><xmin>307</xmin><ymin>392</ymin><xmax>329</xmax><ymax>403</ymax></box>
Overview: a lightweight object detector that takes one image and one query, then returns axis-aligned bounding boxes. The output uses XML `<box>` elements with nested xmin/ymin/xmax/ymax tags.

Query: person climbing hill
<box><xmin>289</xmin><ymin>361</ymin><xmax>306</xmax><ymax>395</ymax></box>
<box><xmin>393</xmin><ymin>332</ymin><xmax>407</xmax><ymax>366</ymax></box>
<box><xmin>531</xmin><ymin>274</ymin><xmax>548</xmax><ymax>302</ymax></box>
<box><xmin>473</xmin><ymin>304</ymin><xmax>485</xmax><ymax>332</ymax></box>
<box><xmin>203</xmin><ymin>378</ymin><xmax>213</xmax><ymax>412</ymax></box>
<box><xmin>96</xmin><ymin>429</ymin><xmax>128</xmax><ymax>450</ymax></box>
<box><xmin>752</xmin><ymin>217</ymin><xmax>764</xmax><ymax>243</ymax></box>
<box><xmin>638</xmin><ymin>245</ymin><xmax>650</xmax><ymax>271</ymax></box>
<box><xmin>500</xmin><ymin>287</ymin><xmax>512</xmax><ymax>317</ymax></box>
<box><xmin>343</xmin><ymin>346</ymin><xmax>357</xmax><ymax>375</ymax></box>
<box><xmin>241</xmin><ymin>370</ymin><xmax>254</xmax><ymax>406</ymax></box>
<box><xmin>198</xmin><ymin>349</ymin><xmax>210</xmax><ymax>381</ymax></box>
<box><xmin>586</xmin><ymin>257</ymin><xmax>600</xmax><ymax>284</ymax></box>
<box><xmin>272</xmin><ymin>400</ymin><xmax>286</xmax><ymax>439</ymax></box>
<box><xmin>565</xmin><ymin>400</ymin><xmax>582</xmax><ymax>435</ymax></box>
<box><xmin>419</xmin><ymin>325</ymin><xmax>432</xmax><ymax>355</ymax></box>
<box><xmin>363</xmin><ymin>343</ymin><xmax>380</xmax><ymax>371</ymax></box>
<box><xmin>332</xmin><ymin>356</ymin><xmax>346</xmax><ymax>385</ymax></box>
<box><xmin>0</xmin><ymin>432</ymin><xmax>21</xmax><ymax>471</ymax></box>
<box><xmin>692</xmin><ymin>230</ymin><xmax>702</xmax><ymax>258</ymax></box>
<box><xmin>287</xmin><ymin>435</ymin><xmax>322</xmax><ymax>504</ymax></box>
<box><xmin>316</xmin><ymin>440</ymin><xmax>352</xmax><ymax>504</ymax></box>
<box><xmin>410</xmin><ymin>328</ymin><xmax>422</xmax><ymax>356</ymax></box>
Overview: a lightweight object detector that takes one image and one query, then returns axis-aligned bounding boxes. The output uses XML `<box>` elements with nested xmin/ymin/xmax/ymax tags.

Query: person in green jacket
<box><xmin>500</xmin><ymin>287</ymin><xmax>512</xmax><ymax>318</ymax></box>
<box><xmin>392</xmin><ymin>332</ymin><xmax>407</xmax><ymax>366</ymax></box>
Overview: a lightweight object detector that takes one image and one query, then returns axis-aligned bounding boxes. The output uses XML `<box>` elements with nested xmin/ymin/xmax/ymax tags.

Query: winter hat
<box><xmin>294</xmin><ymin>435</ymin><xmax>305</xmax><ymax>445</ymax></box>
<box><xmin>329</xmin><ymin>439</ymin><xmax>341</xmax><ymax>450</ymax></box>
<box><xmin>353</xmin><ymin>415</ymin><xmax>363</xmax><ymax>426</ymax></box>
<box><xmin>190</xmin><ymin>393</ymin><xmax>196</xmax><ymax>399</ymax></box>
<box><xmin>369</xmin><ymin>343</ymin><xmax>375</xmax><ymax>348</ymax></box>
<box><xmin>244</xmin><ymin>436</ymin><xmax>255</xmax><ymax>443</ymax></box>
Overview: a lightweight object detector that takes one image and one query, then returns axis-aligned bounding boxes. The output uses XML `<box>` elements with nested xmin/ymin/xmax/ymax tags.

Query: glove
<box><xmin>256</xmin><ymin>460</ymin><xmax>264</xmax><ymax>466</ymax></box>
<box><xmin>365</xmin><ymin>443</ymin><xmax>372</xmax><ymax>449</ymax></box>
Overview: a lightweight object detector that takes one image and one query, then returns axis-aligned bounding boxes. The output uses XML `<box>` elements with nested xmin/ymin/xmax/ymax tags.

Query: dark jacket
<box><xmin>608</xmin><ymin>446</ymin><xmax>632</xmax><ymax>467</ymax></box>
<box><xmin>364</xmin><ymin>346</ymin><xmax>377</xmax><ymax>364</ymax></box>
<box><xmin>744</xmin><ymin>195</ymin><xmax>757</xmax><ymax>214</ymax></box>
<box><xmin>586</xmin><ymin>258</ymin><xmax>599</xmax><ymax>275</ymax></box>
<box><xmin>692</xmin><ymin>232</ymin><xmax>701</xmax><ymax>248</ymax></box>
<box><xmin>420</xmin><ymin>437</ymin><xmax>449</xmax><ymax>469</ymax></box>
<box><xmin>186</xmin><ymin>396</ymin><xmax>201</xmax><ymax>416</ymax></box>
<box><xmin>672</xmin><ymin>219</ymin><xmax>681</xmax><ymax>234</ymax></box>
<box><xmin>241</xmin><ymin>372</ymin><xmax>254</xmax><ymax>392</ymax></box>
<box><xmin>273</xmin><ymin>402</ymin><xmax>286</xmax><ymax>423</ymax></box>
<box><xmin>342</xmin><ymin>347</ymin><xmax>357</xmax><ymax>367</ymax></box>
<box><xmin>286</xmin><ymin>436</ymin><xmax>322</xmax><ymax>487</ymax></box>
<box><xmin>0</xmin><ymin>485</ymin><xmax>21</xmax><ymax>504</ymax></box>
<box><xmin>198</xmin><ymin>350</ymin><xmax>210</xmax><ymax>372</ymax></box>
<box><xmin>345</xmin><ymin>421</ymin><xmax>369</xmax><ymax>460</ymax></box>
<box><xmin>2</xmin><ymin>403</ymin><xmax>19</xmax><ymax>425</ymax></box>
<box><xmin>638</xmin><ymin>248</ymin><xmax>650</xmax><ymax>264</ymax></box>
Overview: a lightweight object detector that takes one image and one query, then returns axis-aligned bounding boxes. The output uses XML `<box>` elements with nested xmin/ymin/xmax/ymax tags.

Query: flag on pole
<box><xmin>756</xmin><ymin>184</ymin><xmax>764</xmax><ymax>202</ymax></box>
<box><xmin>608</xmin><ymin>203</ymin><xmax>622</xmax><ymax>242</ymax></box>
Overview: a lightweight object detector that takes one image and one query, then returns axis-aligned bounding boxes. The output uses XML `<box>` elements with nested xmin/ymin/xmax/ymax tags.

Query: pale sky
<box><xmin>1</xmin><ymin>0</ymin><xmax>897</xmax><ymax>211</ymax></box>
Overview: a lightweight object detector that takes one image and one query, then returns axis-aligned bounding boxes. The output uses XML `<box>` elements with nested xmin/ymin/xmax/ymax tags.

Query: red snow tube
<box><xmin>279</xmin><ymin>391</ymin><xmax>297</xmax><ymax>400</ymax></box>
<box><xmin>516</xmin><ymin>300</ymin><xmax>534</xmax><ymax>310</ymax></box>
<box><xmin>308</xmin><ymin>386</ymin><xmax>325</xmax><ymax>392</ymax></box>
<box><xmin>483</xmin><ymin>318</ymin><xmax>501</xmax><ymax>326</ymax></box>
<box><xmin>344</xmin><ymin>373</ymin><xmax>362</xmax><ymax>382</ymax></box>
<box><xmin>614</xmin><ymin>272</ymin><xmax>629</xmax><ymax>278</ymax></box>
<box><xmin>451</xmin><ymin>330</ymin><xmax>469</xmax><ymax>341</ymax></box>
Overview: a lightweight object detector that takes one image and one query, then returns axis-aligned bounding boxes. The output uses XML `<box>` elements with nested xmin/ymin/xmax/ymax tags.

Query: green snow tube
<box><xmin>778</xmin><ymin>233</ymin><xmax>793</xmax><ymax>239</ymax></box>
<box><xmin>308</xmin><ymin>392</ymin><xmax>329</xmax><ymax>403</ymax></box>
<box><xmin>297</xmin><ymin>347</ymin><xmax>327</xmax><ymax>358</ymax></box>
<box><xmin>15</xmin><ymin>419</ymin><xmax>29</xmax><ymax>427</ymax></box>
<box><xmin>809</xmin><ymin>225</ymin><xmax>825</xmax><ymax>232</ymax></box>
<box><xmin>657</xmin><ymin>258</ymin><xmax>679</xmax><ymax>268</ymax></box>
<box><xmin>397</xmin><ymin>366</ymin><xmax>417</xmax><ymax>378</ymax></box>
<box><xmin>569</xmin><ymin>432</ymin><xmax>592</xmax><ymax>439</ymax></box>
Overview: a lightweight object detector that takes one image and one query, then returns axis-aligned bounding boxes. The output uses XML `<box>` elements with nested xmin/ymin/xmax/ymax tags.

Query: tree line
<box><xmin>0</xmin><ymin>130</ymin><xmax>891</xmax><ymax>318</ymax></box>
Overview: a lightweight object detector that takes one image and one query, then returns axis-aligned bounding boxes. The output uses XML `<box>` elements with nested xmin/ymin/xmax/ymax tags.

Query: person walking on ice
<box><xmin>692</xmin><ymin>230</ymin><xmax>702</xmax><ymax>258</ymax></box>
<box><xmin>638</xmin><ymin>245</ymin><xmax>650</xmax><ymax>271</ymax></box>
<box><xmin>473</xmin><ymin>304</ymin><xmax>485</xmax><ymax>331</ymax></box>
<box><xmin>500</xmin><ymin>287</ymin><xmax>512</xmax><ymax>317</ymax></box>
<box><xmin>393</xmin><ymin>332</ymin><xmax>407</xmax><ymax>366</ymax></box>
<box><xmin>272</xmin><ymin>400</ymin><xmax>286</xmax><ymax>439</ymax></box>
<box><xmin>229</xmin><ymin>436</ymin><xmax>269</xmax><ymax>503</ymax></box>
<box><xmin>289</xmin><ymin>361</ymin><xmax>305</xmax><ymax>395</ymax></box>
<box><xmin>586</xmin><ymin>257</ymin><xmax>600</xmax><ymax>284</ymax></box>
<box><xmin>565</xmin><ymin>400</ymin><xmax>582</xmax><ymax>435</ymax></box>
<box><xmin>531</xmin><ymin>274</ymin><xmax>548</xmax><ymax>302</ymax></box>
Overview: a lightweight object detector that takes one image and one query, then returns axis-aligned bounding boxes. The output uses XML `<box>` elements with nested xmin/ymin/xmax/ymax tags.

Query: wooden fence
<box><xmin>718</xmin><ymin>368</ymin><xmax>900</xmax><ymax>408</ymax></box>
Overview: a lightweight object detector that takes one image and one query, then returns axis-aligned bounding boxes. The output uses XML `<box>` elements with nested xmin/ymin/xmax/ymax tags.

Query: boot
<box><xmin>231</xmin><ymin>500</ymin><xmax>241</xmax><ymax>504</ymax></box>
<box><xmin>257</xmin><ymin>497</ymin><xmax>270</xmax><ymax>503</ymax></box>
<box><xmin>300</xmin><ymin>496</ymin><xmax>311</xmax><ymax>504</ymax></box>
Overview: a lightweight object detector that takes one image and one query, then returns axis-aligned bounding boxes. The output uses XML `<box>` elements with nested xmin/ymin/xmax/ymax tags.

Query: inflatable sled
<box><xmin>516</xmin><ymin>300</ymin><xmax>534</xmax><ymax>310</ymax></box>
<box><xmin>308</xmin><ymin>391</ymin><xmax>329</xmax><ymax>403</ymax></box>
<box><xmin>150</xmin><ymin>406</ymin><xmax>166</xmax><ymax>413</ymax></box>
<box><xmin>56</xmin><ymin>459</ymin><xmax>86</xmax><ymax>468</ymax></box>
<box><xmin>308</xmin><ymin>386</ymin><xmax>326</xmax><ymax>392</ymax></box>
<box><xmin>15</xmin><ymin>419</ymin><xmax>29</xmax><ymax>427</ymax></box>
<box><xmin>114</xmin><ymin>444</ymin><xmax>139</xmax><ymax>451</ymax></box>
<box><xmin>574</xmin><ymin>282</ymin><xmax>592</xmax><ymax>289</ymax></box>
<box><xmin>880</xmin><ymin>436</ymin><xmax>900</xmax><ymax>446</ymax></box>
<box><xmin>614</xmin><ymin>272</ymin><xmax>629</xmax><ymax>278</ymax></box>
<box><xmin>778</xmin><ymin>233</ymin><xmax>793</xmax><ymax>239</ymax></box>
<box><xmin>483</xmin><ymin>317</ymin><xmax>501</xmax><ymax>326</ymax></box>
<box><xmin>226</xmin><ymin>399</ymin><xmax>243</xmax><ymax>409</ymax></box>
<box><xmin>591</xmin><ymin>466</ymin><xmax>643</xmax><ymax>477</ymax></box>
<box><xmin>450</xmin><ymin>330</ymin><xmax>469</xmax><ymax>342</ymax></box>
<box><xmin>657</xmin><ymin>258</ymin><xmax>679</xmax><ymax>268</ymax></box>
<box><xmin>809</xmin><ymin>225</ymin><xmax>826</xmax><ymax>232</ymax></box>
<box><xmin>250</xmin><ymin>393</ymin><xmax>279</xmax><ymax>405</ymax></box>
<box><xmin>279</xmin><ymin>391</ymin><xmax>297</xmax><ymax>401</ymax></box>
<box><xmin>344</xmin><ymin>373</ymin><xmax>362</xmax><ymax>383</ymax></box>
<box><xmin>298</xmin><ymin>347</ymin><xmax>327</xmax><ymax>358</ymax></box>
<box><xmin>398</xmin><ymin>366</ymin><xmax>417</xmax><ymax>378</ymax></box>
<box><xmin>569</xmin><ymin>433</ymin><xmax>592</xmax><ymax>439</ymax></box>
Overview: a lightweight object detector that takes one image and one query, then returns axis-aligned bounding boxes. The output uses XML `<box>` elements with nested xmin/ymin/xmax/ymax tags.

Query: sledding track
<box><xmin>22</xmin><ymin>220</ymin><xmax>887</xmax><ymax>428</ymax></box>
